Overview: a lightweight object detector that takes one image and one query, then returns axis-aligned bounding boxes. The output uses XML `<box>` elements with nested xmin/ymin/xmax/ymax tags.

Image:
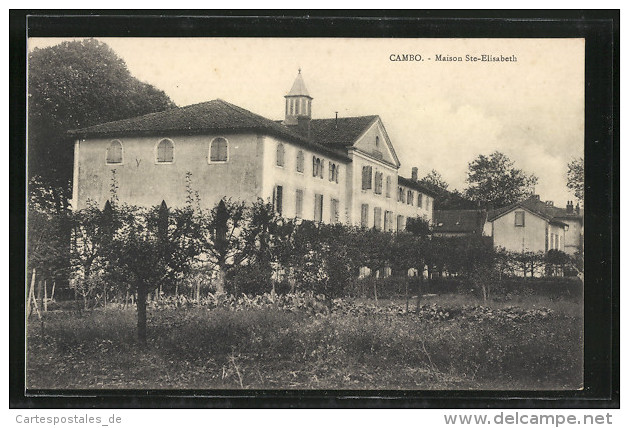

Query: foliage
<box><xmin>405</xmin><ymin>216</ymin><xmax>431</xmax><ymax>237</ymax></box>
<box><xmin>566</xmin><ymin>157</ymin><xmax>584</xmax><ymax>204</ymax></box>
<box><xmin>28</xmin><ymin>39</ymin><xmax>176</xmax><ymax>200</ymax></box>
<box><xmin>28</xmin><ymin>295</ymin><xmax>582</xmax><ymax>389</ymax></box>
<box><xmin>420</xmin><ymin>169</ymin><xmax>449</xmax><ymax>190</ymax></box>
<box><xmin>464</xmin><ymin>151</ymin><xmax>538</xmax><ymax>209</ymax></box>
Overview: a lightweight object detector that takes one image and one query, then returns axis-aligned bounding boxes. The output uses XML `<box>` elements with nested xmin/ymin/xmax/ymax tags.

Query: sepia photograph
<box><xmin>24</xmin><ymin>33</ymin><xmax>590</xmax><ymax>394</ymax></box>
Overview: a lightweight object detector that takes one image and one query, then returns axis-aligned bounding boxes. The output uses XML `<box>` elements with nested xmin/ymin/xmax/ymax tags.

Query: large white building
<box><xmin>70</xmin><ymin>71</ymin><xmax>435</xmax><ymax>230</ymax></box>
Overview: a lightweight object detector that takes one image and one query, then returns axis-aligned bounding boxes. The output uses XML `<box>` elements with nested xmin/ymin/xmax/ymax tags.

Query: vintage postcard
<box><xmin>25</xmin><ymin>35</ymin><xmax>588</xmax><ymax>393</ymax></box>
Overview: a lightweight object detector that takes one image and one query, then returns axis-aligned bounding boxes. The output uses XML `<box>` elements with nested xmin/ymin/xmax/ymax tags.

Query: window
<box><xmin>362</xmin><ymin>166</ymin><xmax>373</xmax><ymax>190</ymax></box>
<box><xmin>156</xmin><ymin>138</ymin><xmax>174</xmax><ymax>163</ymax></box>
<box><xmin>375</xmin><ymin>136</ymin><xmax>380</xmax><ymax>148</ymax></box>
<box><xmin>331</xmin><ymin>198</ymin><xmax>340</xmax><ymax>223</ymax></box>
<box><xmin>398</xmin><ymin>187</ymin><xmax>405</xmax><ymax>203</ymax></box>
<box><xmin>313</xmin><ymin>157</ymin><xmax>323</xmax><ymax>178</ymax></box>
<box><xmin>397</xmin><ymin>215</ymin><xmax>405</xmax><ymax>232</ymax></box>
<box><xmin>106</xmin><ymin>139</ymin><xmax>123</xmax><ymax>164</ymax></box>
<box><xmin>374</xmin><ymin>172</ymin><xmax>383</xmax><ymax>194</ymax></box>
<box><xmin>276</xmin><ymin>143</ymin><xmax>285</xmax><ymax>167</ymax></box>
<box><xmin>328</xmin><ymin>162</ymin><xmax>339</xmax><ymax>183</ymax></box>
<box><xmin>426</xmin><ymin>197</ymin><xmax>431</xmax><ymax>212</ymax></box>
<box><xmin>314</xmin><ymin>194</ymin><xmax>323</xmax><ymax>222</ymax></box>
<box><xmin>295</xmin><ymin>189</ymin><xmax>303</xmax><ymax>218</ymax></box>
<box><xmin>385</xmin><ymin>176</ymin><xmax>391</xmax><ymax>198</ymax></box>
<box><xmin>209</xmin><ymin>137</ymin><xmax>228</xmax><ymax>162</ymax></box>
<box><xmin>384</xmin><ymin>211</ymin><xmax>393</xmax><ymax>232</ymax></box>
<box><xmin>515</xmin><ymin>211</ymin><xmax>525</xmax><ymax>227</ymax></box>
<box><xmin>418</xmin><ymin>193</ymin><xmax>423</xmax><ymax>208</ymax></box>
<box><xmin>374</xmin><ymin>207</ymin><xmax>382</xmax><ymax>230</ymax></box>
<box><xmin>361</xmin><ymin>204</ymin><xmax>369</xmax><ymax>228</ymax></box>
<box><xmin>296</xmin><ymin>150</ymin><xmax>304</xmax><ymax>173</ymax></box>
<box><xmin>273</xmin><ymin>185</ymin><xmax>283</xmax><ymax>215</ymax></box>
<box><xmin>407</xmin><ymin>190</ymin><xmax>414</xmax><ymax>205</ymax></box>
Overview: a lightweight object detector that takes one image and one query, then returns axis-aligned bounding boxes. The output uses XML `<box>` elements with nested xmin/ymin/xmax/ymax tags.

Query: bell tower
<box><xmin>284</xmin><ymin>69</ymin><xmax>312</xmax><ymax>126</ymax></box>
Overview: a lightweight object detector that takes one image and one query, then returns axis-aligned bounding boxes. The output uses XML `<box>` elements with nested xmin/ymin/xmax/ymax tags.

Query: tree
<box><xmin>464</xmin><ymin>151</ymin><xmax>538</xmax><ymax>209</ymax></box>
<box><xmin>28</xmin><ymin>39</ymin><xmax>176</xmax><ymax>206</ymax></box>
<box><xmin>420</xmin><ymin>169</ymin><xmax>449</xmax><ymax>190</ymax></box>
<box><xmin>567</xmin><ymin>157</ymin><xmax>584</xmax><ymax>204</ymax></box>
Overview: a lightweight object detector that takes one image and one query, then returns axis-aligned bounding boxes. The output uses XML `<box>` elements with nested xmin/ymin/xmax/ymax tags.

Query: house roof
<box><xmin>433</xmin><ymin>210</ymin><xmax>487</xmax><ymax>234</ymax></box>
<box><xmin>285</xmin><ymin>116</ymin><xmax>379</xmax><ymax>149</ymax></box>
<box><xmin>397</xmin><ymin>176</ymin><xmax>439</xmax><ymax>197</ymax></box>
<box><xmin>68</xmin><ymin>99</ymin><xmax>350</xmax><ymax>162</ymax></box>
<box><xmin>486</xmin><ymin>196</ymin><xmax>581</xmax><ymax>227</ymax></box>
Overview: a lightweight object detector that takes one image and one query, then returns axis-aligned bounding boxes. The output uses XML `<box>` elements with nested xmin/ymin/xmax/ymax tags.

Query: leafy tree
<box><xmin>405</xmin><ymin>216</ymin><xmax>432</xmax><ymax>237</ymax></box>
<box><xmin>106</xmin><ymin>202</ymin><xmax>203</xmax><ymax>344</ymax></box>
<box><xmin>28</xmin><ymin>39</ymin><xmax>176</xmax><ymax>206</ymax></box>
<box><xmin>420</xmin><ymin>169</ymin><xmax>449</xmax><ymax>190</ymax></box>
<box><xmin>201</xmin><ymin>198</ymin><xmax>247</xmax><ymax>293</ymax></box>
<box><xmin>464</xmin><ymin>151</ymin><xmax>538</xmax><ymax>209</ymax></box>
<box><xmin>567</xmin><ymin>157</ymin><xmax>584</xmax><ymax>204</ymax></box>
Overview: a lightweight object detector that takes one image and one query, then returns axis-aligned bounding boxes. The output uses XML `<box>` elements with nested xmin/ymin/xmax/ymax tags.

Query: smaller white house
<box><xmin>484</xmin><ymin>195</ymin><xmax>583</xmax><ymax>254</ymax></box>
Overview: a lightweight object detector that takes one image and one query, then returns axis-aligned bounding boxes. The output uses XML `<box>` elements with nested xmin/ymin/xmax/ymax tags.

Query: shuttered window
<box><xmin>374</xmin><ymin>172</ymin><xmax>383</xmax><ymax>194</ymax></box>
<box><xmin>384</xmin><ymin>211</ymin><xmax>393</xmax><ymax>231</ymax></box>
<box><xmin>210</xmin><ymin>137</ymin><xmax>228</xmax><ymax>162</ymax></box>
<box><xmin>385</xmin><ymin>176</ymin><xmax>391</xmax><ymax>198</ymax></box>
<box><xmin>374</xmin><ymin>207</ymin><xmax>382</xmax><ymax>230</ymax></box>
<box><xmin>156</xmin><ymin>139</ymin><xmax>174</xmax><ymax>163</ymax></box>
<box><xmin>362</xmin><ymin>166</ymin><xmax>372</xmax><ymax>190</ymax></box>
<box><xmin>418</xmin><ymin>193</ymin><xmax>423</xmax><ymax>208</ymax></box>
<box><xmin>106</xmin><ymin>140</ymin><xmax>123</xmax><ymax>164</ymax></box>
<box><xmin>296</xmin><ymin>151</ymin><xmax>304</xmax><ymax>173</ymax></box>
<box><xmin>407</xmin><ymin>190</ymin><xmax>414</xmax><ymax>205</ymax></box>
<box><xmin>331</xmin><ymin>198</ymin><xmax>340</xmax><ymax>223</ymax></box>
<box><xmin>397</xmin><ymin>215</ymin><xmax>405</xmax><ymax>232</ymax></box>
<box><xmin>360</xmin><ymin>204</ymin><xmax>369</xmax><ymax>228</ymax></box>
<box><xmin>314</xmin><ymin>194</ymin><xmax>323</xmax><ymax>222</ymax></box>
<box><xmin>515</xmin><ymin>211</ymin><xmax>525</xmax><ymax>227</ymax></box>
<box><xmin>276</xmin><ymin>143</ymin><xmax>285</xmax><ymax>167</ymax></box>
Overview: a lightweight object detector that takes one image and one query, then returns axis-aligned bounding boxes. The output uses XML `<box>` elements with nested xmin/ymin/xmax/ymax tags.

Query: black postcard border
<box><xmin>9</xmin><ymin>9</ymin><xmax>619</xmax><ymax>409</ymax></box>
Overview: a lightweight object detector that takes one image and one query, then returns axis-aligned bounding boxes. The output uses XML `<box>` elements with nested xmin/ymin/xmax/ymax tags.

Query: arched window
<box><xmin>276</xmin><ymin>143</ymin><xmax>285</xmax><ymax>167</ymax></box>
<box><xmin>210</xmin><ymin>137</ymin><xmax>228</xmax><ymax>162</ymax></box>
<box><xmin>296</xmin><ymin>150</ymin><xmax>304</xmax><ymax>173</ymax></box>
<box><xmin>106</xmin><ymin>139</ymin><xmax>123</xmax><ymax>164</ymax></box>
<box><xmin>156</xmin><ymin>138</ymin><xmax>174</xmax><ymax>163</ymax></box>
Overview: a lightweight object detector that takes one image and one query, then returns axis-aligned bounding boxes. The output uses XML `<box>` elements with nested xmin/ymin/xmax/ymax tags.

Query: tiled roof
<box><xmin>433</xmin><ymin>210</ymin><xmax>487</xmax><ymax>234</ymax></box>
<box><xmin>486</xmin><ymin>196</ymin><xmax>582</xmax><ymax>226</ymax></box>
<box><xmin>68</xmin><ymin>99</ymin><xmax>349</xmax><ymax>161</ymax></box>
<box><xmin>397</xmin><ymin>176</ymin><xmax>439</xmax><ymax>197</ymax></box>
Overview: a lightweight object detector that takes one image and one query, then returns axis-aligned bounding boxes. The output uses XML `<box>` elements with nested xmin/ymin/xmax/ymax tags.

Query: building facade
<box><xmin>70</xmin><ymin>71</ymin><xmax>435</xmax><ymax>229</ymax></box>
<box><xmin>483</xmin><ymin>195</ymin><xmax>583</xmax><ymax>254</ymax></box>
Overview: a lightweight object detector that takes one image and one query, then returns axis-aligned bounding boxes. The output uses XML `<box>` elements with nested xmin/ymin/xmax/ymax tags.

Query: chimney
<box><xmin>335</xmin><ymin>111</ymin><xmax>338</xmax><ymax>129</ymax></box>
<box><xmin>566</xmin><ymin>200</ymin><xmax>574</xmax><ymax>214</ymax></box>
<box><xmin>411</xmin><ymin>167</ymin><xmax>418</xmax><ymax>181</ymax></box>
<box><xmin>532</xmin><ymin>194</ymin><xmax>540</xmax><ymax>201</ymax></box>
<box><xmin>545</xmin><ymin>200</ymin><xmax>554</xmax><ymax>207</ymax></box>
<box><xmin>297</xmin><ymin>116</ymin><xmax>311</xmax><ymax>138</ymax></box>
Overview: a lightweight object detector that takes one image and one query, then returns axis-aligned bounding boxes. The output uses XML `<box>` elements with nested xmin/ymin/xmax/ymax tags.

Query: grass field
<box><xmin>26</xmin><ymin>292</ymin><xmax>583</xmax><ymax>390</ymax></box>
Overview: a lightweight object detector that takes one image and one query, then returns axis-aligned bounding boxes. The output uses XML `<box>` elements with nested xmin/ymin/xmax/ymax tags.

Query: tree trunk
<box><xmin>43</xmin><ymin>280</ymin><xmax>48</xmax><ymax>312</ymax></box>
<box><xmin>137</xmin><ymin>284</ymin><xmax>148</xmax><ymax>346</ymax></box>
<box><xmin>405</xmin><ymin>277</ymin><xmax>409</xmax><ymax>313</ymax></box>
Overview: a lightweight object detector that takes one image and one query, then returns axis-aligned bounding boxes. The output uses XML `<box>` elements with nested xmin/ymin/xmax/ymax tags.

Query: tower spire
<box><xmin>284</xmin><ymin>70</ymin><xmax>313</xmax><ymax>126</ymax></box>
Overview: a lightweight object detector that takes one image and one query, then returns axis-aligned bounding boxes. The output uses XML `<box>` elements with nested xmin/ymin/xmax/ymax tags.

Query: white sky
<box><xmin>28</xmin><ymin>37</ymin><xmax>584</xmax><ymax>206</ymax></box>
